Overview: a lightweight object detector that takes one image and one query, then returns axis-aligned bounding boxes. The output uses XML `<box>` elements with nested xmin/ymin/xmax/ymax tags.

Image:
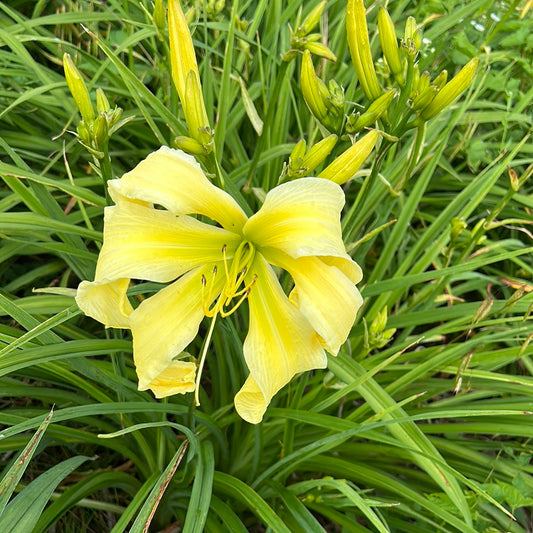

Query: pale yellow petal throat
<box><xmin>76</xmin><ymin>147</ymin><xmax>363</xmax><ymax>424</ymax></box>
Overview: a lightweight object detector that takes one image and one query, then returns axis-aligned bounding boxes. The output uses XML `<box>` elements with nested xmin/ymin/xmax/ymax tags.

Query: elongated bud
<box><xmin>301</xmin><ymin>1</ymin><xmax>327</xmax><ymax>34</ymax></box>
<box><xmin>348</xmin><ymin>88</ymin><xmax>396</xmax><ymax>133</ymax></box>
<box><xmin>63</xmin><ymin>53</ymin><xmax>94</xmax><ymax>123</ymax></box>
<box><xmin>96</xmin><ymin>88</ymin><xmax>110</xmax><ymax>113</ymax></box>
<box><xmin>318</xmin><ymin>129</ymin><xmax>379</xmax><ymax>184</ymax></box>
<box><xmin>378</xmin><ymin>7</ymin><xmax>403</xmax><ymax>84</ymax></box>
<box><xmin>168</xmin><ymin>0</ymin><xmax>210</xmax><ymax>138</ymax></box>
<box><xmin>173</xmin><ymin>135</ymin><xmax>208</xmax><ymax>156</ymax></box>
<box><xmin>184</xmin><ymin>70</ymin><xmax>212</xmax><ymax>147</ymax></box>
<box><xmin>93</xmin><ymin>114</ymin><xmax>109</xmax><ymax>151</ymax></box>
<box><xmin>403</xmin><ymin>16</ymin><xmax>422</xmax><ymax>54</ymax></box>
<box><xmin>301</xmin><ymin>50</ymin><xmax>329</xmax><ymax>121</ymax></box>
<box><xmin>326</xmin><ymin>79</ymin><xmax>344</xmax><ymax>111</ymax></box>
<box><xmin>305</xmin><ymin>41</ymin><xmax>337</xmax><ymax>62</ymax></box>
<box><xmin>420</xmin><ymin>57</ymin><xmax>479</xmax><ymax>121</ymax></box>
<box><xmin>290</xmin><ymin>139</ymin><xmax>307</xmax><ymax>165</ymax></box>
<box><xmin>432</xmin><ymin>70</ymin><xmax>448</xmax><ymax>90</ymax></box>
<box><xmin>302</xmin><ymin>134</ymin><xmax>338</xmax><ymax>172</ymax></box>
<box><xmin>287</xmin><ymin>139</ymin><xmax>308</xmax><ymax>178</ymax></box>
<box><xmin>346</xmin><ymin>0</ymin><xmax>381</xmax><ymax>101</ymax></box>
<box><xmin>417</xmin><ymin>71</ymin><xmax>431</xmax><ymax>93</ymax></box>
<box><xmin>76</xmin><ymin>120</ymin><xmax>91</xmax><ymax>145</ymax></box>
<box><xmin>412</xmin><ymin>85</ymin><xmax>437</xmax><ymax>111</ymax></box>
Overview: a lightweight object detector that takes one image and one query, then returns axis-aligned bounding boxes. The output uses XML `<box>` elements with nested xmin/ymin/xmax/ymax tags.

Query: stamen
<box><xmin>220</xmin><ymin>274</ymin><xmax>258</xmax><ymax>317</ymax></box>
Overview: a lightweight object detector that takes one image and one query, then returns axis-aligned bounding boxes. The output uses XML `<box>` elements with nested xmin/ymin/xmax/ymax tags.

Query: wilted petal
<box><xmin>264</xmin><ymin>249</ymin><xmax>363</xmax><ymax>355</ymax></box>
<box><xmin>76</xmin><ymin>278</ymin><xmax>132</xmax><ymax>328</ymax></box>
<box><xmin>95</xmin><ymin>201</ymin><xmax>240</xmax><ymax>283</ymax></box>
<box><xmin>234</xmin><ymin>255</ymin><xmax>326</xmax><ymax>424</ymax></box>
<box><xmin>243</xmin><ymin>178</ymin><xmax>346</xmax><ymax>259</ymax></box>
<box><xmin>148</xmin><ymin>360</ymin><xmax>196</xmax><ymax>398</ymax></box>
<box><xmin>130</xmin><ymin>263</ymin><xmax>225</xmax><ymax>393</ymax></box>
<box><xmin>108</xmin><ymin>147</ymin><xmax>247</xmax><ymax>232</ymax></box>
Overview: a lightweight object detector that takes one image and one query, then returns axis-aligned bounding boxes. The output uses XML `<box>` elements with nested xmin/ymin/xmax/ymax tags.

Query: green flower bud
<box><xmin>63</xmin><ymin>53</ymin><xmax>94</xmax><ymax>123</ymax></box>
<box><xmin>347</xmin><ymin>0</ymin><xmax>381</xmax><ymax>101</ymax></box>
<box><xmin>404</xmin><ymin>16</ymin><xmax>422</xmax><ymax>54</ymax></box>
<box><xmin>96</xmin><ymin>88</ymin><xmax>110</xmax><ymax>114</ymax></box>
<box><xmin>76</xmin><ymin>120</ymin><xmax>91</xmax><ymax>145</ymax></box>
<box><xmin>302</xmin><ymin>134</ymin><xmax>338</xmax><ymax>173</ymax></box>
<box><xmin>450</xmin><ymin>217</ymin><xmax>467</xmax><ymax>244</ymax></box>
<box><xmin>420</xmin><ymin>57</ymin><xmax>479</xmax><ymax>121</ymax></box>
<box><xmin>318</xmin><ymin>129</ymin><xmax>379</xmax><ymax>184</ymax></box>
<box><xmin>378</xmin><ymin>7</ymin><xmax>403</xmax><ymax>84</ymax></box>
<box><xmin>301</xmin><ymin>50</ymin><xmax>329</xmax><ymax>122</ymax></box>
<box><xmin>173</xmin><ymin>135</ymin><xmax>209</xmax><ymax>156</ymax></box>
<box><xmin>288</xmin><ymin>139</ymin><xmax>307</xmax><ymax>177</ymax></box>
<box><xmin>348</xmin><ymin>89</ymin><xmax>396</xmax><ymax>133</ymax></box>
<box><xmin>93</xmin><ymin>114</ymin><xmax>109</xmax><ymax>151</ymax></box>
<box><xmin>301</xmin><ymin>1</ymin><xmax>327</xmax><ymax>34</ymax></box>
<box><xmin>184</xmin><ymin>70</ymin><xmax>212</xmax><ymax>147</ymax></box>
<box><xmin>304</xmin><ymin>41</ymin><xmax>337</xmax><ymax>62</ymax></box>
<box><xmin>433</xmin><ymin>70</ymin><xmax>448</xmax><ymax>90</ymax></box>
<box><xmin>412</xmin><ymin>85</ymin><xmax>437</xmax><ymax>111</ymax></box>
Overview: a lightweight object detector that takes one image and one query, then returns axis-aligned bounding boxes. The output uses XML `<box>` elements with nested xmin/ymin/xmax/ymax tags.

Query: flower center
<box><xmin>202</xmin><ymin>240</ymin><xmax>257</xmax><ymax>318</ymax></box>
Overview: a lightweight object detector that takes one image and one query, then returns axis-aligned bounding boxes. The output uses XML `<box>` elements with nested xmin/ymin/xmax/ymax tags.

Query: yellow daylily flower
<box><xmin>76</xmin><ymin>147</ymin><xmax>363</xmax><ymax>424</ymax></box>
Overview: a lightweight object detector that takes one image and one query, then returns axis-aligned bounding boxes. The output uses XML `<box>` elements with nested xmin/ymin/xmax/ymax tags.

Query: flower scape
<box><xmin>76</xmin><ymin>147</ymin><xmax>363</xmax><ymax>424</ymax></box>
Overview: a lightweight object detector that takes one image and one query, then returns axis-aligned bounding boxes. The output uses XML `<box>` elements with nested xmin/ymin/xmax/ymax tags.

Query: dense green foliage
<box><xmin>0</xmin><ymin>0</ymin><xmax>532</xmax><ymax>531</ymax></box>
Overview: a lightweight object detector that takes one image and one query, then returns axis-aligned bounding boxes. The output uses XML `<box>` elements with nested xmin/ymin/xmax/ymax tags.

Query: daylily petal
<box><xmin>147</xmin><ymin>360</ymin><xmax>196</xmax><ymax>398</ymax></box>
<box><xmin>130</xmin><ymin>263</ymin><xmax>225</xmax><ymax>393</ymax></box>
<box><xmin>243</xmin><ymin>178</ymin><xmax>346</xmax><ymax>259</ymax></box>
<box><xmin>95</xmin><ymin>201</ymin><xmax>240</xmax><ymax>283</ymax></box>
<box><xmin>321</xmin><ymin>255</ymin><xmax>363</xmax><ymax>284</ymax></box>
<box><xmin>108</xmin><ymin>147</ymin><xmax>247</xmax><ymax>232</ymax></box>
<box><xmin>75</xmin><ymin>278</ymin><xmax>133</xmax><ymax>328</ymax></box>
<box><xmin>234</xmin><ymin>254</ymin><xmax>326</xmax><ymax>424</ymax></box>
<box><xmin>264</xmin><ymin>249</ymin><xmax>363</xmax><ymax>355</ymax></box>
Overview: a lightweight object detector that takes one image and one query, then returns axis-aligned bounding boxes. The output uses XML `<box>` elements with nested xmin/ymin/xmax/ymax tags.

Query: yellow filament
<box><xmin>195</xmin><ymin>243</ymin><xmax>258</xmax><ymax>404</ymax></box>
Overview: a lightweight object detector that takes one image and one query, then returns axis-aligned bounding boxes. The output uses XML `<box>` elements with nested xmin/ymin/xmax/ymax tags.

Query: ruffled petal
<box><xmin>130</xmin><ymin>263</ymin><xmax>225</xmax><ymax>392</ymax></box>
<box><xmin>95</xmin><ymin>201</ymin><xmax>240</xmax><ymax>283</ymax></box>
<box><xmin>75</xmin><ymin>278</ymin><xmax>132</xmax><ymax>328</ymax></box>
<box><xmin>234</xmin><ymin>254</ymin><xmax>326</xmax><ymax>424</ymax></box>
<box><xmin>243</xmin><ymin>178</ymin><xmax>346</xmax><ymax>259</ymax></box>
<box><xmin>147</xmin><ymin>360</ymin><xmax>196</xmax><ymax>398</ymax></box>
<box><xmin>108</xmin><ymin>147</ymin><xmax>247</xmax><ymax>232</ymax></box>
<box><xmin>263</xmin><ymin>249</ymin><xmax>363</xmax><ymax>355</ymax></box>
<box><xmin>322</xmin><ymin>255</ymin><xmax>363</xmax><ymax>284</ymax></box>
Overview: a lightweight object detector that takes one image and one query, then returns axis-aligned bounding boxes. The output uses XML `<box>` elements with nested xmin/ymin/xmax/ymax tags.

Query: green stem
<box><xmin>395</xmin><ymin>122</ymin><xmax>426</xmax><ymax>192</ymax></box>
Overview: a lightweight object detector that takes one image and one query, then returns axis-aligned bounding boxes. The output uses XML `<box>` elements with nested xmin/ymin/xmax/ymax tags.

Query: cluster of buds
<box><xmin>167</xmin><ymin>0</ymin><xmax>214</xmax><ymax>156</ymax></box>
<box><xmin>293</xmin><ymin>2</ymin><xmax>382</xmax><ymax>184</ymax></box>
<box><xmin>365</xmin><ymin>307</ymin><xmax>396</xmax><ymax>350</ymax></box>
<box><xmin>282</xmin><ymin>1</ymin><xmax>337</xmax><ymax>63</ymax></box>
<box><xmin>63</xmin><ymin>53</ymin><xmax>126</xmax><ymax>158</ymax></box>
<box><xmin>286</xmin><ymin>129</ymin><xmax>379</xmax><ymax>185</ymax></box>
<box><xmin>346</xmin><ymin>0</ymin><xmax>479</xmax><ymax>131</ymax></box>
